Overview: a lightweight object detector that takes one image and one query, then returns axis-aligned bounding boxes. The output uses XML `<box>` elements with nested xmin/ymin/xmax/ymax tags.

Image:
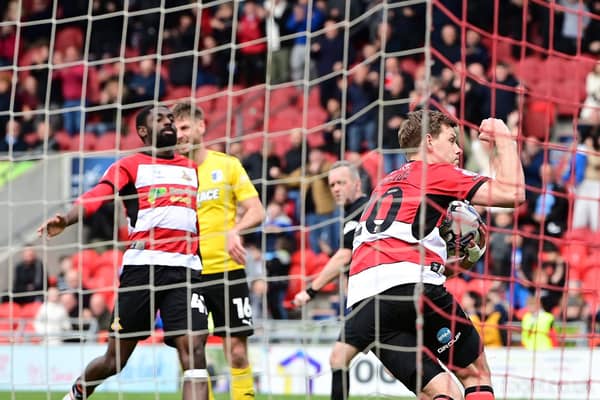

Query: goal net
<box><xmin>0</xmin><ymin>0</ymin><xmax>599</xmax><ymax>398</ymax></box>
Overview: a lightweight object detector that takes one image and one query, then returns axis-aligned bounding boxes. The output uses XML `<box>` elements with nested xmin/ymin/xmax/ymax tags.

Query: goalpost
<box><xmin>0</xmin><ymin>0</ymin><xmax>599</xmax><ymax>398</ymax></box>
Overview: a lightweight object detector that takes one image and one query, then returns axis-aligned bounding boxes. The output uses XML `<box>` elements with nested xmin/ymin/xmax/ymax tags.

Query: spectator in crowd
<box><xmin>34</xmin><ymin>286</ymin><xmax>71</xmax><ymax>345</ymax></box>
<box><xmin>521</xmin><ymin>295</ymin><xmax>557</xmax><ymax>350</ymax></box>
<box><xmin>0</xmin><ymin>74</ymin><xmax>12</xmax><ymax>137</ymax></box>
<box><xmin>465</xmin><ymin>29</ymin><xmax>489</xmax><ymax>69</ymax></box>
<box><xmin>17</xmin><ymin>75</ymin><xmax>41</xmax><ymax>113</ymax></box>
<box><xmin>286</xmin><ymin>0</ymin><xmax>325</xmax><ymax>82</ymax></box>
<box><xmin>345</xmin><ymin>63</ymin><xmax>378</xmax><ymax>152</ymax></box>
<box><xmin>164</xmin><ymin>12</ymin><xmax>197</xmax><ymax>87</ymax></box>
<box><xmin>13</xmin><ymin>245</ymin><xmax>44</xmax><ymax>304</ymax></box>
<box><xmin>56</xmin><ymin>255</ymin><xmax>73</xmax><ymax>291</ymax></box>
<box><xmin>382</xmin><ymin>73</ymin><xmax>409</xmax><ymax>173</ymax></box>
<box><xmin>572</xmin><ymin>130</ymin><xmax>600</xmax><ymax>231</ymax></box>
<box><xmin>28</xmin><ymin>41</ymin><xmax>59</xmax><ymax>108</ymax></box>
<box><xmin>265</xmin><ymin>234</ymin><xmax>294</xmax><ymax>319</ymax></box>
<box><xmin>264</xmin><ymin>0</ymin><xmax>293</xmax><ymax>84</ymax></box>
<box><xmin>236</xmin><ymin>1</ymin><xmax>267</xmax><ymax>87</ymax></box>
<box><xmin>209</xmin><ymin>2</ymin><xmax>235</xmax><ymax>87</ymax></box>
<box><xmin>0</xmin><ymin>119</ymin><xmax>27</xmax><ymax>153</ymax></box>
<box><xmin>53</xmin><ymin>46</ymin><xmax>85</xmax><ymax>136</ymax></box>
<box><xmin>312</xmin><ymin>19</ymin><xmax>347</xmax><ymax>108</ymax></box>
<box><xmin>493</xmin><ymin>62</ymin><xmax>519</xmax><ymax>122</ymax></box>
<box><xmin>556</xmin><ymin>0</ymin><xmax>590</xmax><ymax>55</ymax></box>
<box><xmin>126</xmin><ymin>58</ymin><xmax>166</xmax><ymax>104</ymax></box>
<box><xmin>60</xmin><ymin>269</ymin><xmax>91</xmax><ymax>314</ymax></box>
<box><xmin>462</xmin><ymin>289</ymin><xmax>509</xmax><ymax>348</ymax></box>
<box><xmin>0</xmin><ymin>1</ymin><xmax>17</xmax><ymax>67</ymax></box>
<box><xmin>87</xmin><ymin>293</ymin><xmax>112</xmax><ymax>332</ymax></box>
<box><xmin>321</xmin><ymin>99</ymin><xmax>343</xmax><ymax>158</ymax></box>
<box><xmin>432</xmin><ymin>24</ymin><xmax>461</xmax><ymax>76</ymax></box>
<box><xmin>533</xmin><ymin>162</ymin><xmax>570</xmax><ymax>238</ymax></box>
<box><xmin>27</xmin><ymin>120</ymin><xmax>60</xmax><ymax>154</ymax></box>
<box><xmin>345</xmin><ymin>152</ymin><xmax>373</xmax><ymax>196</ymax></box>
<box><xmin>583</xmin><ymin>0</ymin><xmax>600</xmax><ymax>55</ymax></box>
<box><xmin>89</xmin><ymin>0</ymin><xmax>124</xmax><ymax>60</ymax></box>
<box><xmin>20</xmin><ymin>0</ymin><xmax>52</xmax><ymax>45</ymax></box>
<box><xmin>581</xmin><ymin>62</ymin><xmax>600</xmax><ymax>125</ymax></box>
<box><xmin>488</xmin><ymin>211</ymin><xmax>514</xmax><ymax>277</ymax></box>
<box><xmin>86</xmin><ymin>77</ymin><xmax>123</xmax><ymax>136</ymax></box>
<box><xmin>283</xmin><ymin>128</ymin><xmax>304</xmax><ymax>174</ymax></box>
<box><xmin>245</xmin><ymin>242</ymin><xmax>267</xmax><ymax>320</ymax></box>
<box><xmin>272</xmin><ymin>146</ymin><xmax>338</xmax><ymax>254</ymax></box>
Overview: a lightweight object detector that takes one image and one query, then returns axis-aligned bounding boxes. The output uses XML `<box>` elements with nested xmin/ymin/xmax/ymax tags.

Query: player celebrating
<box><xmin>292</xmin><ymin>160</ymin><xmax>368</xmax><ymax>400</ymax></box>
<box><xmin>173</xmin><ymin>102</ymin><xmax>265</xmax><ymax>400</ymax></box>
<box><xmin>38</xmin><ymin>106</ymin><xmax>209</xmax><ymax>400</ymax></box>
<box><xmin>344</xmin><ymin>110</ymin><xmax>525</xmax><ymax>400</ymax></box>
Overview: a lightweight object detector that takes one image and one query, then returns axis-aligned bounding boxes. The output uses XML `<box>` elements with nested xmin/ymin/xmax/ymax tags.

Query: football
<box><xmin>440</xmin><ymin>200</ymin><xmax>484</xmax><ymax>259</ymax></box>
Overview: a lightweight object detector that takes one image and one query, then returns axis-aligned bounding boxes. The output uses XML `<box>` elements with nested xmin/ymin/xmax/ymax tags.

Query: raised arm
<box><xmin>471</xmin><ymin>118</ymin><xmax>526</xmax><ymax>207</ymax></box>
<box><xmin>37</xmin><ymin>182</ymin><xmax>114</xmax><ymax>238</ymax></box>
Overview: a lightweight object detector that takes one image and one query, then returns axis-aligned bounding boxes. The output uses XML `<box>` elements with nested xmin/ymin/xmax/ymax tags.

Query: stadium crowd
<box><xmin>0</xmin><ymin>0</ymin><xmax>600</xmax><ymax>347</ymax></box>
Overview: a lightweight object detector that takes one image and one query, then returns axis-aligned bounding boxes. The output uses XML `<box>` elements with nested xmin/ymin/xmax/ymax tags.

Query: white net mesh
<box><xmin>1</xmin><ymin>0</ymin><xmax>600</xmax><ymax>399</ymax></box>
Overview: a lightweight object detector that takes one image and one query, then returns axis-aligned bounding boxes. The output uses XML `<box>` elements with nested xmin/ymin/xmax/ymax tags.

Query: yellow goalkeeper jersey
<box><xmin>197</xmin><ymin>150</ymin><xmax>258</xmax><ymax>274</ymax></box>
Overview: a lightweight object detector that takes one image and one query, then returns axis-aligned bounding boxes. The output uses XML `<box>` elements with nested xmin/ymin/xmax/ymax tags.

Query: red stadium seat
<box><xmin>0</xmin><ymin>302</ymin><xmax>21</xmax><ymax>318</ymax></box>
<box><xmin>94</xmin><ymin>132</ymin><xmax>118</xmax><ymax>151</ymax></box>
<box><xmin>445</xmin><ymin>277</ymin><xmax>468</xmax><ymax>301</ymax></box>
<box><xmin>70</xmin><ymin>132</ymin><xmax>97</xmax><ymax>152</ymax></box>
<box><xmin>360</xmin><ymin>151</ymin><xmax>383</xmax><ymax>184</ymax></box>
<box><xmin>466</xmin><ymin>279</ymin><xmax>495</xmax><ymax>297</ymax></box>
<box><xmin>581</xmin><ymin>266</ymin><xmax>600</xmax><ymax>305</ymax></box>
<box><xmin>53</xmin><ymin>130</ymin><xmax>72</xmax><ymax>151</ymax></box>
<box><xmin>119</xmin><ymin>133</ymin><xmax>143</xmax><ymax>151</ymax></box>
<box><xmin>514</xmin><ymin>57</ymin><xmax>543</xmax><ymax>86</ymax></box>
<box><xmin>164</xmin><ymin>86</ymin><xmax>191</xmax><ymax>101</ymax></box>
<box><xmin>19</xmin><ymin>301</ymin><xmax>42</xmax><ymax>319</ymax></box>
<box><xmin>71</xmin><ymin>249</ymin><xmax>101</xmax><ymax>287</ymax></box>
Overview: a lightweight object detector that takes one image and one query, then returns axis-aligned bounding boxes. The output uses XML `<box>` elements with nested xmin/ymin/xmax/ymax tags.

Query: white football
<box><xmin>440</xmin><ymin>201</ymin><xmax>483</xmax><ymax>254</ymax></box>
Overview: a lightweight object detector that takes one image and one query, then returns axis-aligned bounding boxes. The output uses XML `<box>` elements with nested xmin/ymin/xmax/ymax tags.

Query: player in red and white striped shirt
<box><xmin>341</xmin><ymin>111</ymin><xmax>525</xmax><ymax>400</ymax></box>
<box><xmin>38</xmin><ymin>106</ymin><xmax>209</xmax><ymax>400</ymax></box>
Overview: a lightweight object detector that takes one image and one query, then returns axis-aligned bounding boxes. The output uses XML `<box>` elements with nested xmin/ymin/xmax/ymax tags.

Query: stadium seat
<box><xmin>360</xmin><ymin>151</ymin><xmax>383</xmax><ymax>184</ymax></box>
<box><xmin>71</xmin><ymin>249</ymin><xmax>101</xmax><ymax>287</ymax></box>
<box><xmin>0</xmin><ymin>302</ymin><xmax>20</xmax><ymax>318</ymax></box>
<box><xmin>523</xmin><ymin>100</ymin><xmax>555</xmax><ymax>140</ymax></box>
<box><xmin>19</xmin><ymin>301</ymin><xmax>42</xmax><ymax>319</ymax></box>
<box><xmin>514</xmin><ymin>57</ymin><xmax>543</xmax><ymax>86</ymax></box>
<box><xmin>70</xmin><ymin>132</ymin><xmax>97</xmax><ymax>152</ymax></box>
<box><xmin>553</xmin><ymin>82</ymin><xmax>581</xmax><ymax>116</ymax></box>
<box><xmin>466</xmin><ymin>278</ymin><xmax>495</xmax><ymax>297</ymax></box>
<box><xmin>119</xmin><ymin>133</ymin><xmax>143</xmax><ymax>151</ymax></box>
<box><xmin>164</xmin><ymin>85</ymin><xmax>191</xmax><ymax>102</ymax></box>
<box><xmin>94</xmin><ymin>131</ymin><xmax>118</xmax><ymax>151</ymax></box>
<box><xmin>544</xmin><ymin>56</ymin><xmax>570</xmax><ymax>83</ymax></box>
<box><xmin>53</xmin><ymin>130</ymin><xmax>72</xmax><ymax>151</ymax></box>
<box><xmin>581</xmin><ymin>266</ymin><xmax>600</xmax><ymax>305</ymax></box>
<box><xmin>268</xmin><ymin>86</ymin><xmax>298</xmax><ymax>111</ymax></box>
<box><xmin>445</xmin><ymin>277</ymin><xmax>467</xmax><ymax>301</ymax></box>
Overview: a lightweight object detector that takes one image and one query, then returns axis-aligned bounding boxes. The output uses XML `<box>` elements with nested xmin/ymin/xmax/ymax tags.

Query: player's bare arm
<box><xmin>472</xmin><ymin>118</ymin><xmax>526</xmax><ymax>207</ymax></box>
<box><xmin>293</xmin><ymin>248</ymin><xmax>352</xmax><ymax>306</ymax></box>
<box><xmin>229</xmin><ymin>196</ymin><xmax>265</xmax><ymax>265</ymax></box>
<box><xmin>37</xmin><ymin>208</ymin><xmax>79</xmax><ymax>238</ymax></box>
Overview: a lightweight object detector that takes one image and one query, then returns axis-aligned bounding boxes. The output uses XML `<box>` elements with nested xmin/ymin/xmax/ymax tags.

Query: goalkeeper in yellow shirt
<box><xmin>173</xmin><ymin>102</ymin><xmax>265</xmax><ymax>400</ymax></box>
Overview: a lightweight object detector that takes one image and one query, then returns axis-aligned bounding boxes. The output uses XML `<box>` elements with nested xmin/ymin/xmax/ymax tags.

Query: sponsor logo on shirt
<box><xmin>211</xmin><ymin>170</ymin><xmax>223</xmax><ymax>182</ymax></box>
<box><xmin>197</xmin><ymin>189</ymin><xmax>220</xmax><ymax>202</ymax></box>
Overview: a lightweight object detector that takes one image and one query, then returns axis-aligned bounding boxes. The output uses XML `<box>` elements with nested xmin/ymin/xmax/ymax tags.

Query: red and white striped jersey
<box><xmin>346</xmin><ymin>161</ymin><xmax>489</xmax><ymax>307</ymax></box>
<box><xmin>99</xmin><ymin>152</ymin><xmax>201</xmax><ymax>270</ymax></box>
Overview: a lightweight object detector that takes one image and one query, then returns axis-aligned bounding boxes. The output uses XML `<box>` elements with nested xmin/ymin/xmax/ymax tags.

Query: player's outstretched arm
<box><xmin>473</xmin><ymin>118</ymin><xmax>526</xmax><ymax>207</ymax></box>
<box><xmin>293</xmin><ymin>248</ymin><xmax>352</xmax><ymax>306</ymax></box>
<box><xmin>38</xmin><ymin>181</ymin><xmax>115</xmax><ymax>239</ymax></box>
<box><xmin>37</xmin><ymin>208</ymin><xmax>80</xmax><ymax>238</ymax></box>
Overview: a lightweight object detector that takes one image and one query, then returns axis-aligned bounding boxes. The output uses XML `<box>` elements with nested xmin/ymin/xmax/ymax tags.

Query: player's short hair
<box><xmin>329</xmin><ymin>160</ymin><xmax>360</xmax><ymax>182</ymax></box>
<box><xmin>172</xmin><ymin>101</ymin><xmax>205</xmax><ymax>122</ymax></box>
<box><xmin>398</xmin><ymin>110</ymin><xmax>456</xmax><ymax>154</ymax></box>
<box><xmin>135</xmin><ymin>105</ymin><xmax>154</xmax><ymax>129</ymax></box>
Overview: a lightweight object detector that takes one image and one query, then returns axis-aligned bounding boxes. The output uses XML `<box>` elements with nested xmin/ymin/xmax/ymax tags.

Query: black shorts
<box><xmin>343</xmin><ymin>284</ymin><xmax>482</xmax><ymax>394</ymax></box>
<box><xmin>111</xmin><ymin>265</ymin><xmax>208</xmax><ymax>345</ymax></box>
<box><xmin>199</xmin><ymin>269</ymin><xmax>254</xmax><ymax>337</ymax></box>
